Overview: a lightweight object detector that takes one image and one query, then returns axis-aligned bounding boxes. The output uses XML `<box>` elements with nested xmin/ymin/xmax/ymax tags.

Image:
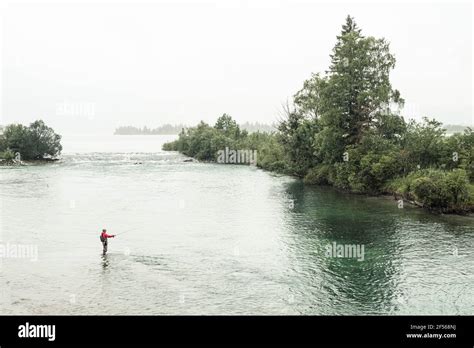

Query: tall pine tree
<box><xmin>316</xmin><ymin>15</ymin><xmax>403</xmax><ymax>162</ymax></box>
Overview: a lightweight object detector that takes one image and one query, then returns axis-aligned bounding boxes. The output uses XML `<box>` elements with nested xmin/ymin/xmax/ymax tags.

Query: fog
<box><xmin>0</xmin><ymin>0</ymin><xmax>472</xmax><ymax>134</ymax></box>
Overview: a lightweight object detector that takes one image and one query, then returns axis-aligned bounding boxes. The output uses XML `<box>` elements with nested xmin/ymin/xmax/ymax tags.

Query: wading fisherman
<box><xmin>100</xmin><ymin>229</ymin><xmax>115</xmax><ymax>255</ymax></box>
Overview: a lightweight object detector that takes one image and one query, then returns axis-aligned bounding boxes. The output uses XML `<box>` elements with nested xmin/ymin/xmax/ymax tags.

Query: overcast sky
<box><xmin>0</xmin><ymin>0</ymin><xmax>472</xmax><ymax>134</ymax></box>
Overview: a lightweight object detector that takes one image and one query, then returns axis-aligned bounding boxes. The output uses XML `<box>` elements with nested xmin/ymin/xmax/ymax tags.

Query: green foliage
<box><xmin>278</xmin><ymin>111</ymin><xmax>319</xmax><ymax>175</ymax></box>
<box><xmin>329</xmin><ymin>162</ymin><xmax>352</xmax><ymax>191</ymax></box>
<box><xmin>279</xmin><ymin>15</ymin><xmax>405</xmax><ymax>169</ymax></box>
<box><xmin>317</xmin><ymin>15</ymin><xmax>403</xmax><ymax>152</ymax></box>
<box><xmin>0</xmin><ymin>120</ymin><xmax>62</xmax><ymax>160</ymax></box>
<box><xmin>411</xmin><ymin>172</ymin><xmax>446</xmax><ymax>208</ymax></box>
<box><xmin>313</xmin><ymin>127</ymin><xmax>345</xmax><ymax>165</ymax></box>
<box><xmin>356</xmin><ymin>153</ymin><xmax>399</xmax><ymax>193</ymax></box>
<box><xmin>469</xmin><ymin>184</ymin><xmax>474</xmax><ymax>206</ymax></box>
<box><xmin>374</xmin><ymin>112</ymin><xmax>407</xmax><ymax>141</ymax></box>
<box><xmin>385</xmin><ymin>169</ymin><xmax>472</xmax><ymax>213</ymax></box>
<box><xmin>309</xmin><ymin>134</ymin><xmax>401</xmax><ymax>193</ymax></box>
<box><xmin>0</xmin><ymin>149</ymin><xmax>16</xmax><ymax>161</ymax></box>
<box><xmin>254</xmin><ymin>134</ymin><xmax>287</xmax><ymax>172</ymax></box>
<box><xmin>163</xmin><ymin>15</ymin><xmax>474</xmax><ymax>214</ymax></box>
<box><xmin>441</xmin><ymin>128</ymin><xmax>474</xmax><ymax>181</ymax></box>
<box><xmin>303</xmin><ymin>164</ymin><xmax>332</xmax><ymax>185</ymax></box>
<box><xmin>444</xmin><ymin>169</ymin><xmax>470</xmax><ymax>206</ymax></box>
<box><xmin>293</xmin><ymin>73</ymin><xmax>327</xmax><ymax>119</ymax></box>
<box><xmin>410</xmin><ymin>169</ymin><xmax>470</xmax><ymax>212</ymax></box>
<box><xmin>1</xmin><ymin>124</ymin><xmax>29</xmax><ymax>155</ymax></box>
<box><xmin>402</xmin><ymin>117</ymin><xmax>446</xmax><ymax>170</ymax></box>
<box><xmin>214</xmin><ymin>113</ymin><xmax>241</xmax><ymax>139</ymax></box>
<box><xmin>163</xmin><ymin>114</ymin><xmax>286</xmax><ymax>170</ymax></box>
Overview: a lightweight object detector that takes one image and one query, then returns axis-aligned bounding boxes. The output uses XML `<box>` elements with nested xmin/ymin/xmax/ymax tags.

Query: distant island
<box><xmin>114</xmin><ymin>124</ymin><xmax>187</xmax><ymax>135</ymax></box>
<box><xmin>114</xmin><ymin>122</ymin><xmax>277</xmax><ymax>135</ymax></box>
<box><xmin>444</xmin><ymin>124</ymin><xmax>472</xmax><ymax>135</ymax></box>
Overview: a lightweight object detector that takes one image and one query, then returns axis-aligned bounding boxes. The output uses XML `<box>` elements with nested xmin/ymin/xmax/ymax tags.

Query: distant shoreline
<box><xmin>114</xmin><ymin>133</ymin><xmax>180</xmax><ymax>135</ymax></box>
<box><xmin>114</xmin><ymin>122</ymin><xmax>277</xmax><ymax>135</ymax></box>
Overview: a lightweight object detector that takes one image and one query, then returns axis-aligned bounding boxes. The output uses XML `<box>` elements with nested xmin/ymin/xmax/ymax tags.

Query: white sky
<box><xmin>0</xmin><ymin>0</ymin><xmax>472</xmax><ymax>134</ymax></box>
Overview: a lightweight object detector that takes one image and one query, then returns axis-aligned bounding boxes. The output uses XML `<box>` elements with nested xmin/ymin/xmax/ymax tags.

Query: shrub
<box><xmin>331</xmin><ymin>162</ymin><xmax>352</xmax><ymax>190</ymax></box>
<box><xmin>406</xmin><ymin>169</ymin><xmax>471</xmax><ymax>212</ymax></box>
<box><xmin>411</xmin><ymin>175</ymin><xmax>447</xmax><ymax>208</ymax></box>
<box><xmin>444</xmin><ymin>169</ymin><xmax>470</xmax><ymax>206</ymax></box>
<box><xmin>0</xmin><ymin>149</ymin><xmax>16</xmax><ymax>161</ymax></box>
<box><xmin>303</xmin><ymin>165</ymin><xmax>332</xmax><ymax>185</ymax></box>
<box><xmin>257</xmin><ymin>136</ymin><xmax>287</xmax><ymax>172</ymax></box>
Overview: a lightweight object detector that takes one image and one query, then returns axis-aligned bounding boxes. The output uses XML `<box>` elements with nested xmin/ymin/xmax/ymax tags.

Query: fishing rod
<box><xmin>114</xmin><ymin>228</ymin><xmax>139</xmax><ymax>237</ymax></box>
<box><xmin>114</xmin><ymin>231</ymin><xmax>130</xmax><ymax>237</ymax></box>
<box><xmin>92</xmin><ymin>227</ymin><xmax>138</xmax><ymax>236</ymax></box>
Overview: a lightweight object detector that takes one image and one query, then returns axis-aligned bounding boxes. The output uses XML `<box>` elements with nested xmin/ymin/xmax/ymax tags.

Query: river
<box><xmin>0</xmin><ymin>135</ymin><xmax>473</xmax><ymax>314</ymax></box>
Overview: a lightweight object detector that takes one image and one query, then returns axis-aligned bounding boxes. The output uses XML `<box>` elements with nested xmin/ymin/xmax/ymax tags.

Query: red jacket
<box><xmin>101</xmin><ymin>232</ymin><xmax>114</xmax><ymax>239</ymax></box>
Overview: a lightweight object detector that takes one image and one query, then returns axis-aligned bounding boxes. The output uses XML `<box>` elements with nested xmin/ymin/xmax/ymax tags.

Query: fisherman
<box><xmin>100</xmin><ymin>229</ymin><xmax>115</xmax><ymax>255</ymax></box>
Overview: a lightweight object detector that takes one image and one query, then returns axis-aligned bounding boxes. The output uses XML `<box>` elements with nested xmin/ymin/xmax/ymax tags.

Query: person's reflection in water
<box><xmin>101</xmin><ymin>254</ymin><xmax>110</xmax><ymax>270</ymax></box>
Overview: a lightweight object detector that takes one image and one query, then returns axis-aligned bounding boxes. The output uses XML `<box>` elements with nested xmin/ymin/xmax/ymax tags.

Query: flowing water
<box><xmin>0</xmin><ymin>135</ymin><xmax>473</xmax><ymax>315</ymax></box>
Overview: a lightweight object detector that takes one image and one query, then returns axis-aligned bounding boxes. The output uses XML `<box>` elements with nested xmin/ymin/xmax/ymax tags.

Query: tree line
<box><xmin>114</xmin><ymin>124</ymin><xmax>188</xmax><ymax>135</ymax></box>
<box><xmin>163</xmin><ymin>16</ymin><xmax>474</xmax><ymax>214</ymax></box>
<box><xmin>115</xmin><ymin>122</ymin><xmax>276</xmax><ymax>135</ymax></box>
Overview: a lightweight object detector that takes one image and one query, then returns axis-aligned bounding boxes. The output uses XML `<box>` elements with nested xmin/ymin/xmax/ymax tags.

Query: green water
<box><xmin>0</xmin><ymin>135</ymin><xmax>472</xmax><ymax>314</ymax></box>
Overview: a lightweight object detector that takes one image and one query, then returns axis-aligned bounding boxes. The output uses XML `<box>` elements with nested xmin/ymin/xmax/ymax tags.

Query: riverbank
<box><xmin>299</xmin><ymin>169</ymin><xmax>474</xmax><ymax>216</ymax></box>
<box><xmin>162</xmin><ymin>115</ymin><xmax>474</xmax><ymax>216</ymax></box>
<box><xmin>301</xmin><ymin>166</ymin><xmax>474</xmax><ymax>215</ymax></box>
<box><xmin>0</xmin><ymin>158</ymin><xmax>60</xmax><ymax>166</ymax></box>
<box><xmin>379</xmin><ymin>193</ymin><xmax>474</xmax><ymax>217</ymax></box>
